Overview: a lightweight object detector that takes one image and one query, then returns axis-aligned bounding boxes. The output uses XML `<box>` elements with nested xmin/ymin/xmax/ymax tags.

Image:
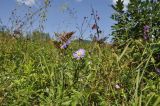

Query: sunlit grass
<box><xmin>0</xmin><ymin>35</ymin><xmax>160</xmax><ymax>105</ymax></box>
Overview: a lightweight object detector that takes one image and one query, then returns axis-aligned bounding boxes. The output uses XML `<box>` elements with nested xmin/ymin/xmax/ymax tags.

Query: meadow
<box><xmin>0</xmin><ymin>0</ymin><xmax>160</xmax><ymax>105</ymax></box>
<box><xmin>0</xmin><ymin>32</ymin><xmax>160</xmax><ymax>106</ymax></box>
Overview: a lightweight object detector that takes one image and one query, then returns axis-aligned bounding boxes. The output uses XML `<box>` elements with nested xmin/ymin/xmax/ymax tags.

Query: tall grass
<box><xmin>0</xmin><ymin>35</ymin><xmax>160</xmax><ymax>105</ymax></box>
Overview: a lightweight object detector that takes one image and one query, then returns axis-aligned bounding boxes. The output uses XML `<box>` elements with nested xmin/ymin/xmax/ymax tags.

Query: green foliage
<box><xmin>0</xmin><ymin>34</ymin><xmax>160</xmax><ymax>105</ymax></box>
<box><xmin>112</xmin><ymin>0</ymin><xmax>160</xmax><ymax>44</ymax></box>
<box><xmin>0</xmin><ymin>0</ymin><xmax>160</xmax><ymax>105</ymax></box>
<box><xmin>31</xmin><ymin>30</ymin><xmax>50</xmax><ymax>41</ymax></box>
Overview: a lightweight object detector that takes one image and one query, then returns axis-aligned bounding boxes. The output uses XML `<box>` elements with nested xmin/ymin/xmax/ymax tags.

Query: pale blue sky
<box><xmin>0</xmin><ymin>0</ymin><xmax>117</xmax><ymax>40</ymax></box>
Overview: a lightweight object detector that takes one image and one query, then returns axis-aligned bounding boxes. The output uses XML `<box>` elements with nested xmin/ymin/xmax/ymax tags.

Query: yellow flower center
<box><xmin>77</xmin><ymin>51</ymin><xmax>82</xmax><ymax>56</ymax></box>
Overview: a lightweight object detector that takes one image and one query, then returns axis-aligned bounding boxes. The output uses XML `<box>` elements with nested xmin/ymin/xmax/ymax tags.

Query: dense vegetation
<box><xmin>0</xmin><ymin>32</ymin><xmax>160</xmax><ymax>106</ymax></box>
<box><xmin>0</xmin><ymin>0</ymin><xmax>160</xmax><ymax>105</ymax></box>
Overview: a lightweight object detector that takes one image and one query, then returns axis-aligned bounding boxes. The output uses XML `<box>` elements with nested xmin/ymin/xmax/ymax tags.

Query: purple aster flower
<box><xmin>73</xmin><ymin>49</ymin><xmax>86</xmax><ymax>60</ymax></box>
<box><xmin>60</xmin><ymin>43</ymin><xmax>67</xmax><ymax>49</ymax></box>
<box><xmin>143</xmin><ymin>25</ymin><xmax>150</xmax><ymax>40</ymax></box>
<box><xmin>66</xmin><ymin>40</ymin><xmax>71</xmax><ymax>46</ymax></box>
<box><xmin>60</xmin><ymin>40</ymin><xmax>71</xmax><ymax>49</ymax></box>
<box><xmin>143</xmin><ymin>33</ymin><xmax>149</xmax><ymax>40</ymax></box>
<box><xmin>143</xmin><ymin>25</ymin><xmax>150</xmax><ymax>32</ymax></box>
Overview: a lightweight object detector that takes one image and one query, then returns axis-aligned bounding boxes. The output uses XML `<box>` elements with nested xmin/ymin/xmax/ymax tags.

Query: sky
<box><xmin>0</xmin><ymin>0</ymin><xmax>129</xmax><ymax>40</ymax></box>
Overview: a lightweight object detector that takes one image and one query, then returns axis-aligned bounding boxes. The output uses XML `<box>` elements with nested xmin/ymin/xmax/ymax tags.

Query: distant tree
<box><xmin>0</xmin><ymin>21</ymin><xmax>10</xmax><ymax>38</ymax></box>
<box><xmin>111</xmin><ymin>0</ymin><xmax>127</xmax><ymax>43</ymax></box>
<box><xmin>111</xmin><ymin>0</ymin><xmax>160</xmax><ymax>44</ymax></box>
<box><xmin>31</xmin><ymin>30</ymin><xmax>50</xmax><ymax>41</ymax></box>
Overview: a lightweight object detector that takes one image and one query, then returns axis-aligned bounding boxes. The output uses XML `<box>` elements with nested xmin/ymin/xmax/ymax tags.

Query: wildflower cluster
<box><xmin>53</xmin><ymin>31</ymin><xmax>74</xmax><ymax>50</ymax></box>
<box><xmin>60</xmin><ymin>40</ymin><xmax>71</xmax><ymax>49</ymax></box>
<box><xmin>143</xmin><ymin>25</ymin><xmax>150</xmax><ymax>40</ymax></box>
